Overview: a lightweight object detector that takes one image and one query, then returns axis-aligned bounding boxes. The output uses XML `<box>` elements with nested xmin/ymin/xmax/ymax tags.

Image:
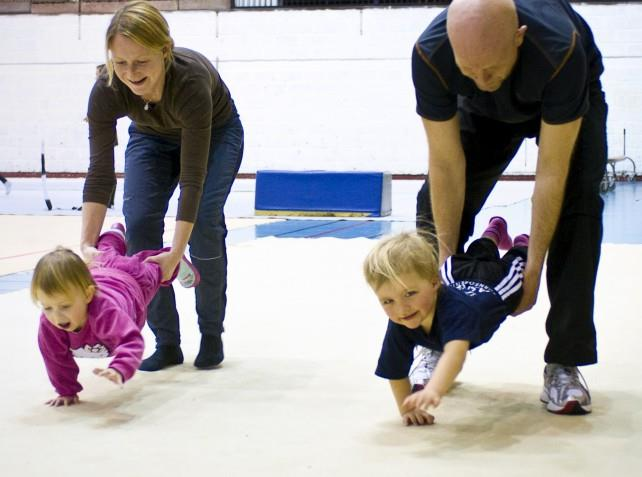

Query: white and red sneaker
<box><xmin>540</xmin><ymin>364</ymin><xmax>592</xmax><ymax>415</ymax></box>
<box><xmin>177</xmin><ymin>257</ymin><xmax>201</xmax><ymax>288</ymax></box>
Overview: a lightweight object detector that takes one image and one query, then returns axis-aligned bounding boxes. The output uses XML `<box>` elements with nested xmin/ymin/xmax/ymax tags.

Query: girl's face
<box><xmin>109</xmin><ymin>33</ymin><xmax>167</xmax><ymax>102</ymax></box>
<box><xmin>37</xmin><ymin>286</ymin><xmax>94</xmax><ymax>333</ymax></box>
<box><xmin>374</xmin><ymin>272</ymin><xmax>440</xmax><ymax>330</ymax></box>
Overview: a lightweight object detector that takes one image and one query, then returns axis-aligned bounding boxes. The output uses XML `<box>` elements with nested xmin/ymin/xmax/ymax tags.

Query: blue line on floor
<box><xmin>0</xmin><ymin>219</ymin><xmax>412</xmax><ymax>295</ymax></box>
<box><xmin>0</xmin><ymin>270</ymin><xmax>33</xmax><ymax>295</ymax></box>
<box><xmin>253</xmin><ymin>219</ymin><xmax>338</xmax><ymax>238</ymax></box>
<box><xmin>3</xmin><ymin>204</ymin><xmax>640</xmax><ymax>295</ymax></box>
<box><xmin>250</xmin><ymin>219</ymin><xmax>414</xmax><ymax>240</ymax></box>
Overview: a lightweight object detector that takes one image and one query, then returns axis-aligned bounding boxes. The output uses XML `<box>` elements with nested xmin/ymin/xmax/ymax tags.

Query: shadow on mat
<box><xmin>371</xmin><ymin>382</ymin><xmax>636</xmax><ymax>455</ymax></box>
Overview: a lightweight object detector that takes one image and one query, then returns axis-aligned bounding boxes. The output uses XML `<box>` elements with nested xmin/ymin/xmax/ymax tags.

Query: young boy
<box><xmin>363</xmin><ymin>217</ymin><xmax>528</xmax><ymax>425</ymax></box>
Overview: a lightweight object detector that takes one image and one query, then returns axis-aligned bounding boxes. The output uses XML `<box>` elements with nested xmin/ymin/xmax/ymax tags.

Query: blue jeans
<box><xmin>123</xmin><ymin>110</ymin><xmax>244</xmax><ymax>347</ymax></box>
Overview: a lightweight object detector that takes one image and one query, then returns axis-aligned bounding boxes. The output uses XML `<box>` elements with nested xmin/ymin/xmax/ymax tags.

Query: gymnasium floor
<box><xmin>0</xmin><ymin>178</ymin><xmax>641</xmax><ymax>476</ymax></box>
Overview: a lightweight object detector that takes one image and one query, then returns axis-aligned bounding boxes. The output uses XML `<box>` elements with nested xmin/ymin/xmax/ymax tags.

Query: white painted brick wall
<box><xmin>0</xmin><ymin>5</ymin><xmax>640</xmax><ymax>176</ymax></box>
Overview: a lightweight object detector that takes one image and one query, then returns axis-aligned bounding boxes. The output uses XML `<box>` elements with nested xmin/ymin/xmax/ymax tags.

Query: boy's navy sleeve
<box><xmin>375</xmin><ymin>321</ymin><xmax>415</xmax><ymax>380</ymax></box>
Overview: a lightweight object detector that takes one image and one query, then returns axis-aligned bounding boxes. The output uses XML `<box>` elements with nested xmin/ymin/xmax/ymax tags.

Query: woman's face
<box><xmin>109</xmin><ymin>33</ymin><xmax>166</xmax><ymax>101</ymax></box>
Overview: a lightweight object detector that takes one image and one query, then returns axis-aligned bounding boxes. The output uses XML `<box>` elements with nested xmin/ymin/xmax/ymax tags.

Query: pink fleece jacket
<box><xmin>37</xmin><ymin>264</ymin><xmax>158</xmax><ymax>397</ymax></box>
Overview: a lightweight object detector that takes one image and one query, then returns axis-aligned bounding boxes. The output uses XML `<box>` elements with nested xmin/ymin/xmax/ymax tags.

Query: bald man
<box><xmin>412</xmin><ymin>0</ymin><xmax>606</xmax><ymax>415</ymax></box>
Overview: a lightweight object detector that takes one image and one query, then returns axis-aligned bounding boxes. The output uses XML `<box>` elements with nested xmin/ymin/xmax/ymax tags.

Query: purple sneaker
<box><xmin>101</xmin><ymin>222</ymin><xmax>126</xmax><ymax>243</ymax></box>
<box><xmin>110</xmin><ymin>223</ymin><xmax>125</xmax><ymax>235</ymax></box>
<box><xmin>514</xmin><ymin>234</ymin><xmax>530</xmax><ymax>248</ymax></box>
<box><xmin>483</xmin><ymin>216</ymin><xmax>513</xmax><ymax>250</ymax></box>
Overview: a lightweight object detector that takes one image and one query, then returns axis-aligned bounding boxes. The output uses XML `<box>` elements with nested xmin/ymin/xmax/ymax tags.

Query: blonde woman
<box><xmin>82</xmin><ymin>1</ymin><xmax>243</xmax><ymax>371</ymax></box>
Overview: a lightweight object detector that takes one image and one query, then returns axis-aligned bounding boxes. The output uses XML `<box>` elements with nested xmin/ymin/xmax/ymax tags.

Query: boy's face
<box><xmin>37</xmin><ymin>286</ymin><xmax>94</xmax><ymax>333</ymax></box>
<box><xmin>374</xmin><ymin>272</ymin><xmax>440</xmax><ymax>329</ymax></box>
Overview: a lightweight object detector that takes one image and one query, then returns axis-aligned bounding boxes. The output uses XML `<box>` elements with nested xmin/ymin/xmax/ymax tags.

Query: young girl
<box><xmin>32</xmin><ymin>223</ymin><xmax>199</xmax><ymax>407</ymax></box>
<box><xmin>363</xmin><ymin>217</ymin><xmax>529</xmax><ymax>425</ymax></box>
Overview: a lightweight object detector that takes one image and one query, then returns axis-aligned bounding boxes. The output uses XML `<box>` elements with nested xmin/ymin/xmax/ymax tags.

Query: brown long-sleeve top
<box><xmin>84</xmin><ymin>47</ymin><xmax>233</xmax><ymax>222</ymax></box>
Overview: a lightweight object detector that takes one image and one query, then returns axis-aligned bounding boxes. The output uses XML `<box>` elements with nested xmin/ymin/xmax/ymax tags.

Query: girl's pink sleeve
<box><xmin>92</xmin><ymin>307</ymin><xmax>144</xmax><ymax>382</ymax></box>
<box><xmin>38</xmin><ymin>316</ymin><xmax>82</xmax><ymax>397</ymax></box>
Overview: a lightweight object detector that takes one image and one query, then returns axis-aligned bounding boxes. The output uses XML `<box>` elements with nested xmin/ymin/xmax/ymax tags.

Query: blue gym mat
<box><xmin>249</xmin><ymin>219</ymin><xmax>407</xmax><ymax>240</ymax></box>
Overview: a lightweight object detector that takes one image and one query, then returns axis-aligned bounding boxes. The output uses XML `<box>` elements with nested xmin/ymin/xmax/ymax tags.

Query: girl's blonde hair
<box><xmin>30</xmin><ymin>247</ymin><xmax>96</xmax><ymax>303</ymax></box>
<box><xmin>363</xmin><ymin>231</ymin><xmax>440</xmax><ymax>290</ymax></box>
<box><xmin>105</xmin><ymin>1</ymin><xmax>175</xmax><ymax>86</ymax></box>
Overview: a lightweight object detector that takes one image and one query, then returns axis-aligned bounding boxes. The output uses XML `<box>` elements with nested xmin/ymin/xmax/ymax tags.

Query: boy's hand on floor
<box><xmin>46</xmin><ymin>394</ymin><xmax>79</xmax><ymax>407</ymax></box>
<box><xmin>401</xmin><ymin>408</ymin><xmax>435</xmax><ymax>426</ymax></box>
<box><xmin>93</xmin><ymin>368</ymin><xmax>124</xmax><ymax>387</ymax></box>
<box><xmin>403</xmin><ymin>387</ymin><xmax>441</xmax><ymax>413</ymax></box>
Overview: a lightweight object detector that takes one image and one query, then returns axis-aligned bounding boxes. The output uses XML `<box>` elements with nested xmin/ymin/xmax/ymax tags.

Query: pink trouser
<box><xmin>95</xmin><ymin>230</ymin><xmax>178</xmax><ymax>306</ymax></box>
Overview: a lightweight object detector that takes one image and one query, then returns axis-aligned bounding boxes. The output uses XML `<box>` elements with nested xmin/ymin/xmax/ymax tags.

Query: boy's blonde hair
<box><xmin>30</xmin><ymin>247</ymin><xmax>96</xmax><ymax>303</ymax></box>
<box><xmin>363</xmin><ymin>231</ymin><xmax>440</xmax><ymax>290</ymax></box>
<box><xmin>105</xmin><ymin>1</ymin><xmax>175</xmax><ymax>86</ymax></box>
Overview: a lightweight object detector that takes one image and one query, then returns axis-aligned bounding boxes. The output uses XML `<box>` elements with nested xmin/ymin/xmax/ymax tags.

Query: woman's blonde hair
<box><xmin>363</xmin><ymin>231</ymin><xmax>440</xmax><ymax>290</ymax></box>
<box><xmin>30</xmin><ymin>247</ymin><xmax>96</xmax><ymax>303</ymax></box>
<box><xmin>105</xmin><ymin>1</ymin><xmax>175</xmax><ymax>86</ymax></box>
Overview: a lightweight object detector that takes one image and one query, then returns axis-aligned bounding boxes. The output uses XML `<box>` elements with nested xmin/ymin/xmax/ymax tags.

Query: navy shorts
<box><xmin>440</xmin><ymin>238</ymin><xmax>527</xmax><ymax>313</ymax></box>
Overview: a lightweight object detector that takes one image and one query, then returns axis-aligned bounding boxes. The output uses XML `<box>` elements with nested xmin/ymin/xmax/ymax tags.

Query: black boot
<box><xmin>194</xmin><ymin>335</ymin><xmax>224</xmax><ymax>369</ymax></box>
<box><xmin>139</xmin><ymin>345</ymin><xmax>184</xmax><ymax>371</ymax></box>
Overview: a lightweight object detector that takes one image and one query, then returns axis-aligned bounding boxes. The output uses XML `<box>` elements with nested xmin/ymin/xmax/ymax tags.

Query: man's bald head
<box><xmin>447</xmin><ymin>0</ymin><xmax>526</xmax><ymax>92</ymax></box>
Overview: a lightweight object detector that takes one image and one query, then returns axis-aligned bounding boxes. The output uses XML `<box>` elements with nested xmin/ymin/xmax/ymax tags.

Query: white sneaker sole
<box><xmin>540</xmin><ymin>391</ymin><xmax>592</xmax><ymax>415</ymax></box>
